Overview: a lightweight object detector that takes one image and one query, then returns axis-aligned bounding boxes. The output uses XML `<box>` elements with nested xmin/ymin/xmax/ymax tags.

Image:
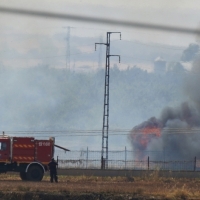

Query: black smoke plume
<box><xmin>129</xmin><ymin>56</ymin><xmax>200</xmax><ymax>161</ymax></box>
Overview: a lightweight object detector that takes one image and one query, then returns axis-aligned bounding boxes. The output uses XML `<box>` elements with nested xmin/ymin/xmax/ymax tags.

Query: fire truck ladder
<box><xmin>95</xmin><ymin>32</ymin><xmax>121</xmax><ymax>169</ymax></box>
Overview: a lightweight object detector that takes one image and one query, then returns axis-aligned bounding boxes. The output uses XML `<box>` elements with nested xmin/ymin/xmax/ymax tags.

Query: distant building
<box><xmin>154</xmin><ymin>57</ymin><xmax>166</xmax><ymax>74</ymax></box>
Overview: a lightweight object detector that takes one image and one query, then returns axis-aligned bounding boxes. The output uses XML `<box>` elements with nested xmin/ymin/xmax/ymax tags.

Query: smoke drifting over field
<box><xmin>129</xmin><ymin>56</ymin><xmax>200</xmax><ymax>161</ymax></box>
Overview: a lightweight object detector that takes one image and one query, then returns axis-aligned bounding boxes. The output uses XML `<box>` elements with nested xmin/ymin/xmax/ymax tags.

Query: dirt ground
<box><xmin>0</xmin><ymin>174</ymin><xmax>200</xmax><ymax>199</ymax></box>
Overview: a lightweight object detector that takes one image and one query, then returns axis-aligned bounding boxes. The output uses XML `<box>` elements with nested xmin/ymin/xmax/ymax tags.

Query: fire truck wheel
<box><xmin>20</xmin><ymin>171</ymin><xmax>27</xmax><ymax>181</ymax></box>
<box><xmin>27</xmin><ymin>165</ymin><xmax>43</xmax><ymax>181</ymax></box>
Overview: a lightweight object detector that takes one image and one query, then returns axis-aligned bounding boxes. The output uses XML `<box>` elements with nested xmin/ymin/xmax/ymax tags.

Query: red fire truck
<box><xmin>0</xmin><ymin>134</ymin><xmax>69</xmax><ymax>181</ymax></box>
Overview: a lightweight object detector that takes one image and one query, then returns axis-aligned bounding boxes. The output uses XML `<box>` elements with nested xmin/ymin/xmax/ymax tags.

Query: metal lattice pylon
<box><xmin>95</xmin><ymin>32</ymin><xmax>121</xmax><ymax>169</ymax></box>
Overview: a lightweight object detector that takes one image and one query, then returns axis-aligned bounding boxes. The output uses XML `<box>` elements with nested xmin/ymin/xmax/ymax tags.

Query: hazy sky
<box><xmin>0</xmin><ymin>0</ymin><xmax>200</xmax><ymax>68</ymax></box>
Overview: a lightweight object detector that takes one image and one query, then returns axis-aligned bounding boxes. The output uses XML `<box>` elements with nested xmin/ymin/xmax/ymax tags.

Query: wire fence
<box><xmin>55</xmin><ymin>149</ymin><xmax>200</xmax><ymax>171</ymax></box>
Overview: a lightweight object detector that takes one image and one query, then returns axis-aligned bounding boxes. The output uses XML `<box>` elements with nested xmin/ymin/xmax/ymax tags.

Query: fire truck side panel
<box><xmin>12</xmin><ymin>137</ymin><xmax>35</xmax><ymax>163</ymax></box>
<box><xmin>35</xmin><ymin>140</ymin><xmax>54</xmax><ymax>164</ymax></box>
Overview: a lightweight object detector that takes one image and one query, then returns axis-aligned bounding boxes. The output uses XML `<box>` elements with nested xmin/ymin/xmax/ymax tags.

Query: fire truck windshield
<box><xmin>0</xmin><ymin>142</ymin><xmax>7</xmax><ymax>150</ymax></box>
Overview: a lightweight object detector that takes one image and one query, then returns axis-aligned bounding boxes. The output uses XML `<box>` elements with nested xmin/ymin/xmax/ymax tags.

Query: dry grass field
<box><xmin>0</xmin><ymin>172</ymin><xmax>200</xmax><ymax>199</ymax></box>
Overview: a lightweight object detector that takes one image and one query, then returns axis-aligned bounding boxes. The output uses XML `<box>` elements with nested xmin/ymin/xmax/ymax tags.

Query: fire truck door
<box><xmin>0</xmin><ymin>139</ymin><xmax>10</xmax><ymax>162</ymax></box>
<box><xmin>35</xmin><ymin>140</ymin><xmax>54</xmax><ymax>163</ymax></box>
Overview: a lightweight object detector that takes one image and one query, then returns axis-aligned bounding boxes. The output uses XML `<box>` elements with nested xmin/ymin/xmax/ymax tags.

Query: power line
<box><xmin>3</xmin><ymin>127</ymin><xmax>200</xmax><ymax>136</ymax></box>
<box><xmin>0</xmin><ymin>50</ymin><xmax>95</xmax><ymax>60</ymax></box>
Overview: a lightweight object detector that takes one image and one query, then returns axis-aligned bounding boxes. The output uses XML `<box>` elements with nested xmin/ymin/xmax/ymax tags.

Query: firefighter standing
<box><xmin>48</xmin><ymin>158</ymin><xmax>58</xmax><ymax>183</ymax></box>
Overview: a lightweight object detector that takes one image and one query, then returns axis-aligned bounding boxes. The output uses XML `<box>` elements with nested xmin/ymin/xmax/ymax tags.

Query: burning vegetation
<box><xmin>129</xmin><ymin>56</ymin><xmax>200</xmax><ymax>161</ymax></box>
<box><xmin>129</xmin><ymin>117</ymin><xmax>162</xmax><ymax>160</ymax></box>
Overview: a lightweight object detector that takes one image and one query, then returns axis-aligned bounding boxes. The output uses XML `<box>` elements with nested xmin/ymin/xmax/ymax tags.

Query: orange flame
<box><xmin>132</xmin><ymin>127</ymin><xmax>161</xmax><ymax>150</ymax></box>
<box><xmin>141</xmin><ymin>127</ymin><xmax>161</xmax><ymax>137</ymax></box>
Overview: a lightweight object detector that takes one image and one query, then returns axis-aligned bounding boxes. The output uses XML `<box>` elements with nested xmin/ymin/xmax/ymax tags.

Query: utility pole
<box><xmin>63</xmin><ymin>26</ymin><xmax>74</xmax><ymax>70</ymax></box>
<box><xmin>95</xmin><ymin>32</ymin><xmax>121</xmax><ymax>169</ymax></box>
<box><xmin>66</xmin><ymin>26</ymin><xmax>71</xmax><ymax>69</ymax></box>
